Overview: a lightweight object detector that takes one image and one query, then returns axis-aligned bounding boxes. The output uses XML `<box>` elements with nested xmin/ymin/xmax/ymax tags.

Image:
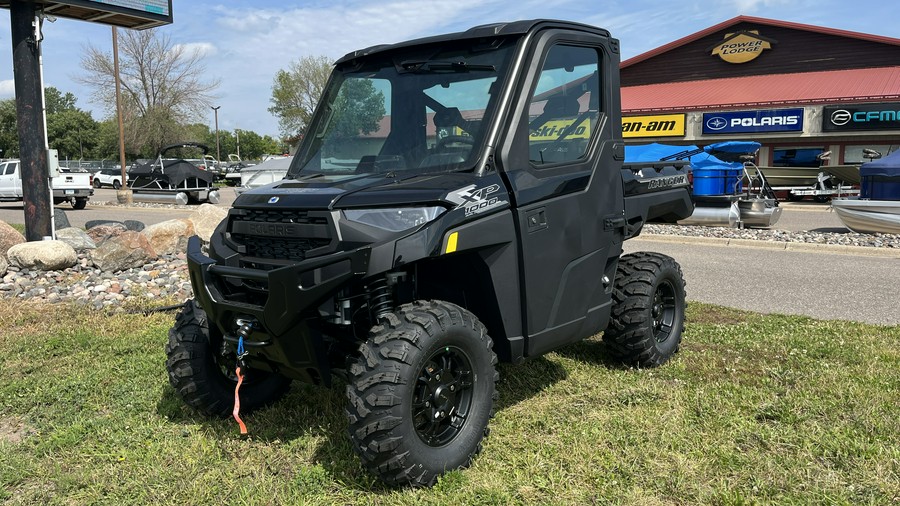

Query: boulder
<box><xmin>0</xmin><ymin>254</ymin><xmax>7</xmax><ymax>277</ymax></box>
<box><xmin>85</xmin><ymin>219</ymin><xmax>124</xmax><ymax>229</ymax></box>
<box><xmin>54</xmin><ymin>209</ymin><xmax>71</xmax><ymax>230</ymax></box>
<box><xmin>86</xmin><ymin>223</ymin><xmax>128</xmax><ymax>245</ymax></box>
<box><xmin>7</xmin><ymin>240</ymin><xmax>77</xmax><ymax>271</ymax></box>
<box><xmin>124</xmin><ymin>220</ymin><xmax>146</xmax><ymax>232</ymax></box>
<box><xmin>0</xmin><ymin>221</ymin><xmax>26</xmax><ymax>258</ymax></box>
<box><xmin>189</xmin><ymin>203</ymin><xmax>227</xmax><ymax>243</ymax></box>
<box><xmin>142</xmin><ymin>219</ymin><xmax>195</xmax><ymax>256</ymax></box>
<box><xmin>91</xmin><ymin>231</ymin><xmax>157</xmax><ymax>272</ymax></box>
<box><xmin>55</xmin><ymin>227</ymin><xmax>97</xmax><ymax>252</ymax></box>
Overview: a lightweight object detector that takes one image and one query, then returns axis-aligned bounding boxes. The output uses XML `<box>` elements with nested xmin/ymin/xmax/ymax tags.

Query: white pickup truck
<box><xmin>0</xmin><ymin>159</ymin><xmax>94</xmax><ymax>209</ymax></box>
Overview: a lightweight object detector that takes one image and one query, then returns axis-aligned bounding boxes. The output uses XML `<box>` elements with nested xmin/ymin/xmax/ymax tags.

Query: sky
<box><xmin>1</xmin><ymin>0</ymin><xmax>899</xmax><ymax>140</ymax></box>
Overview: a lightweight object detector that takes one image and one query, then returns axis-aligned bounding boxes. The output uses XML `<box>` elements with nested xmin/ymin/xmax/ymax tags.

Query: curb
<box><xmin>631</xmin><ymin>234</ymin><xmax>900</xmax><ymax>258</ymax></box>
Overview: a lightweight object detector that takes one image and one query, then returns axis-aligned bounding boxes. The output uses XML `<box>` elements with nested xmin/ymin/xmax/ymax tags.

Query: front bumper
<box><xmin>186</xmin><ymin>235</ymin><xmax>371</xmax><ymax>382</ymax></box>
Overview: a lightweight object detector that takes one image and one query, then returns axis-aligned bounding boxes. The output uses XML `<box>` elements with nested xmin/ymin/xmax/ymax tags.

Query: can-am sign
<box><xmin>823</xmin><ymin>103</ymin><xmax>900</xmax><ymax>131</ymax></box>
<box><xmin>703</xmin><ymin>109</ymin><xmax>804</xmax><ymax>134</ymax></box>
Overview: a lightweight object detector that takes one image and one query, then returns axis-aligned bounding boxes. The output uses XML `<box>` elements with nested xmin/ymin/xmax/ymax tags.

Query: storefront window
<box><xmin>843</xmin><ymin>145</ymin><xmax>899</xmax><ymax>164</ymax></box>
<box><xmin>772</xmin><ymin>147</ymin><xmax>824</xmax><ymax>167</ymax></box>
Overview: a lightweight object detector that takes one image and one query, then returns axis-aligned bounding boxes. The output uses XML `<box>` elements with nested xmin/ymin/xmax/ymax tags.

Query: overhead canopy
<box><xmin>860</xmin><ymin>149</ymin><xmax>900</xmax><ymax>178</ymax></box>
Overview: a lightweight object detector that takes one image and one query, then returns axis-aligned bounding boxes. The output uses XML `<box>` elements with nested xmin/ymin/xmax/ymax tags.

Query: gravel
<box><xmin>642</xmin><ymin>223</ymin><xmax>900</xmax><ymax>248</ymax></box>
<box><xmin>1</xmin><ymin>223</ymin><xmax>897</xmax><ymax>309</ymax></box>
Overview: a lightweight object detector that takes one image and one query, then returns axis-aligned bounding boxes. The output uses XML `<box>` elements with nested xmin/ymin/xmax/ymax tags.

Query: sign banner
<box><xmin>823</xmin><ymin>103</ymin><xmax>900</xmax><ymax>131</ymax></box>
<box><xmin>703</xmin><ymin>108</ymin><xmax>804</xmax><ymax>134</ymax></box>
<box><xmin>531</xmin><ymin>119</ymin><xmax>592</xmax><ymax>141</ymax></box>
<box><xmin>622</xmin><ymin>114</ymin><xmax>685</xmax><ymax>138</ymax></box>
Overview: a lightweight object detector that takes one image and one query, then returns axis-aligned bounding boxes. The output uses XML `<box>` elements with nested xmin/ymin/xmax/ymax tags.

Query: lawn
<box><xmin>0</xmin><ymin>299</ymin><xmax>897</xmax><ymax>505</ymax></box>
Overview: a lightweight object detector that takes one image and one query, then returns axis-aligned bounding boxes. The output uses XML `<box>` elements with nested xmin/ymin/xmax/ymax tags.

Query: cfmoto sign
<box><xmin>823</xmin><ymin>103</ymin><xmax>900</xmax><ymax>131</ymax></box>
<box><xmin>829</xmin><ymin>109</ymin><xmax>852</xmax><ymax>126</ymax></box>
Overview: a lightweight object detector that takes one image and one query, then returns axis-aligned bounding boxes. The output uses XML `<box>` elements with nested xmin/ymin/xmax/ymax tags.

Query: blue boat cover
<box><xmin>860</xmin><ymin>149</ymin><xmax>900</xmax><ymax>177</ymax></box>
<box><xmin>625</xmin><ymin>141</ymin><xmax>760</xmax><ymax>170</ymax></box>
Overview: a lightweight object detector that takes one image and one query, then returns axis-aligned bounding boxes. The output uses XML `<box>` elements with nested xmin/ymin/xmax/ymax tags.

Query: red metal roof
<box><xmin>622</xmin><ymin>15</ymin><xmax>900</xmax><ymax>68</ymax></box>
<box><xmin>622</xmin><ymin>66</ymin><xmax>900</xmax><ymax>113</ymax></box>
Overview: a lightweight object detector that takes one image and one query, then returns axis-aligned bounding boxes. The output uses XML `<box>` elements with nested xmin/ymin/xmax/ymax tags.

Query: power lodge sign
<box><xmin>710</xmin><ymin>30</ymin><xmax>776</xmax><ymax>64</ymax></box>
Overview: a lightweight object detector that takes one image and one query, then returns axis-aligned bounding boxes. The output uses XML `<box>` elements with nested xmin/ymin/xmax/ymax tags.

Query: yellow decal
<box><xmin>530</xmin><ymin>118</ymin><xmax>591</xmax><ymax>141</ymax></box>
<box><xmin>622</xmin><ymin>114</ymin><xmax>685</xmax><ymax>138</ymax></box>
<box><xmin>445</xmin><ymin>232</ymin><xmax>458</xmax><ymax>254</ymax></box>
<box><xmin>711</xmin><ymin>30</ymin><xmax>775</xmax><ymax>64</ymax></box>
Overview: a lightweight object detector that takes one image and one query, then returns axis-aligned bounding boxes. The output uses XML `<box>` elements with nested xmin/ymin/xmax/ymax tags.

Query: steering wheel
<box><xmin>436</xmin><ymin>135</ymin><xmax>475</xmax><ymax>151</ymax></box>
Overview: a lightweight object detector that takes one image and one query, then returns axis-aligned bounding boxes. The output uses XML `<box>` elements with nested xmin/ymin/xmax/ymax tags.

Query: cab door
<box><xmin>497</xmin><ymin>29</ymin><xmax>625</xmax><ymax>357</ymax></box>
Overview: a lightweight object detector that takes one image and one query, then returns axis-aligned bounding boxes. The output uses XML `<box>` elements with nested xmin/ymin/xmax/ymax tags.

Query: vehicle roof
<box><xmin>335</xmin><ymin>19</ymin><xmax>612</xmax><ymax>65</ymax></box>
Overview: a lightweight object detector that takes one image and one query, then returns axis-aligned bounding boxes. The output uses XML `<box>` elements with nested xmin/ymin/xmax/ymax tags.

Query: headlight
<box><xmin>342</xmin><ymin>206</ymin><xmax>445</xmax><ymax>232</ymax></box>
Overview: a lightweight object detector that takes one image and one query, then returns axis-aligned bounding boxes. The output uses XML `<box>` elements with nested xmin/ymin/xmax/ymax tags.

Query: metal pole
<box><xmin>212</xmin><ymin>105</ymin><xmax>221</xmax><ymax>163</ymax></box>
<box><xmin>112</xmin><ymin>27</ymin><xmax>131</xmax><ymax>203</ymax></box>
<box><xmin>11</xmin><ymin>0</ymin><xmax>52</xmax><ymax>241</ymax></box>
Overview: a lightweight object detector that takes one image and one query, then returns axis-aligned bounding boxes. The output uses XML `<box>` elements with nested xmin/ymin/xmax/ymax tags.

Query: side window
<box><xmin>528</xmin><ymin>44</ymin><xmax>601</xmax><ymax>166</ymax></box>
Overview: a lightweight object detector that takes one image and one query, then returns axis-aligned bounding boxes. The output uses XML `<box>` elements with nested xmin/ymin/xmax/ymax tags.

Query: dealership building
<box><xmin>620</xmin><ymin>16</ymin><xmax>900</xmax><ymax>167</ymax></box>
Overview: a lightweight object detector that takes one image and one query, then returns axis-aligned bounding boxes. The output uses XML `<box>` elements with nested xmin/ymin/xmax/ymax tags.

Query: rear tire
<box><xmin>113</xmin><ymin>180</ymin><xmax>122</xmax><ymax>190</ymax></box>
<box><xmin>93</xmin><ymin>179</ymin><xmax>102</xmax><ymax>189</ymax></box>
<box><xmin>165</xmin><ymin>300</ymin><xmax>291</xmax><ymax>417</ymax></box>
<box><xmin>72</xmin><ymin>198</ymin><xmax>87</xmax><ymax>210</ymax></box>
<box><xmin>346</xmin><ymin>300</ymin><xmax>498</xmax><ymax>487</ymax></box>
<box><xmin>604</xmin><ymin>252</ymin><xmax>686</xmax><ymax>367</ymax></box>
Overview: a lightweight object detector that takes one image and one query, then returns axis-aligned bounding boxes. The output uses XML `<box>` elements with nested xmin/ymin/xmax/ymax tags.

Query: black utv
<box><xmin>166</xmin><ymin>19</ymin><xmax>694</xmax><ymax>487</ymax></box>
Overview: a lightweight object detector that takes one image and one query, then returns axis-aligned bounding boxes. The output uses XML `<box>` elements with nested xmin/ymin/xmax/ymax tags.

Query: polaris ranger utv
<box><xmin>166</xmin><ymin>19</ymin><xmax>693</xmax><ymax>487</ymax></box>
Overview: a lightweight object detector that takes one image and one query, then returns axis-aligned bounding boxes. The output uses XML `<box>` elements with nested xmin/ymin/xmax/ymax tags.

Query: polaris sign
<box><xmin>823</xmin><ymin>103</ymin><xmax>900</xmax><ymax>131</ymax></box>
<box><xmin>702</xmin><ymin>108</ymin><xmax>804</xmax><ymax>134</ymax></box>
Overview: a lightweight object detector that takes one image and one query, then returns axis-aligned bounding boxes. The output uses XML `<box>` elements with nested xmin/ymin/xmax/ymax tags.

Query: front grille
<box><xmin>233</xmin><ymin>209</ymin><xmax>328</xmax><ymax>226</ymax></box>
<box><xmin>232</xmin><ymin>235</ymin><xmax>330</xmax><ymax>262</ymax></box>
<box><xmin>228</xmin><ymin>209</ymin><xmax>334</xmax><ymax>265</ymax></box>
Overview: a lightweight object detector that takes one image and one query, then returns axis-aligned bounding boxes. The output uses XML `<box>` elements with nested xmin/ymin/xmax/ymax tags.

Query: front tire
<box><xmin>604</xmin><ymin>252</ymin><xmax>686</xmax><ymax>367</ymax></box>
<box><xmin>346</xmin><ymin>300</ymin><xmax>498</xmax><ymax>487</ymax></box>
<box><xmin>165</xmin><ymin>300</ymin><xmax>291</xmax><ymax>417</ymax></box>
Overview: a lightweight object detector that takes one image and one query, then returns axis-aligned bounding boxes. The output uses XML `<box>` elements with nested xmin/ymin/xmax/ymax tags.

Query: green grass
<box><xmin>0</xmin><ymin>301</ymin><xmax>897</xmax><ymax>505</ymax></box>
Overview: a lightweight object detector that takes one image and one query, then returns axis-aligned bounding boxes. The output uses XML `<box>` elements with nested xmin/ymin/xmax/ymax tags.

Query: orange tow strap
<box><xmin>233</xmin><ymin>366</ymin><xmax>248</xmax><ymax>435</ymax></box>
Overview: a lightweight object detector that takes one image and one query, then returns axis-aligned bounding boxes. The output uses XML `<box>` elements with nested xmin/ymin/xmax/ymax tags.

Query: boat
<box><xmin>822</xmin><ymin>164</ymin><xmax>861</xmax><ymax>185</ymax></box>
<box><xmin>128</xmin><ymin>142</ymin><xmax>220</xmax><ymax>205</ymax></box>
<box><xmin>754</xmin><ymin>166</ymin><xmax>825</xmax><ymax>187</ymax></box>
<box><xmin>831</xmin><ymin>149</ymin><xmax>900</xmax><ymax>234</ymax></box>
<box><xmin>234</xmin><ymin>155</ymin><xmax>293</xmax><ymax>196</ymax></box>
<box><xmin>831</xmin><ymin>199</ymin><xmax>900</xmax><ymax>234</ymax></box>
<box><xmin>625</xmin><ymin>141</ymin><xmax>781</xmax><ymax>228</ymax></box>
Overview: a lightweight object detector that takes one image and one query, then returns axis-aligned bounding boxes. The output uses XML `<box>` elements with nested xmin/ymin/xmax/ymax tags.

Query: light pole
<box><xmin>211</xmin><ymin>105</ymin><xmax>221</xmax><ymax>163</ymax></box>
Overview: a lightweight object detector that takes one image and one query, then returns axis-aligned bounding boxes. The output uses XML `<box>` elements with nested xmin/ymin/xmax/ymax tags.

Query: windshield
<box><xmin>289</xmin><ymin>38</ymin><xmax>516</xmax><ymax>178</ymax></box>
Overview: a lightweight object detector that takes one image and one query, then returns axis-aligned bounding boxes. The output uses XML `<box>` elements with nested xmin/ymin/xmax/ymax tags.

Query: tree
<box><xmin>44</xmin><ymin>87</ymin><xmax>78</xmax><ymax>115</ymax></box>
<box><xmin>47</xmin><ymin>109</ymin><xmax>99</xmax><ymax>161</ymax></box>
<box><xmin>268</xmin><ymin>55</ymin><xmax>332</xmax><ymax>139</ymax></box>
<box><xmin>0</xmin><ymin>99</ymin><xmax>17</xmax><ymax>158</ymax></box>
<box><xmin>77</xmin><ymin>28</ymin><xmax>219</xmax><ymax>157</ymax></box>
<box><xmin>43</xmin><ymin>86</ymin><xmax>99</xmax><ymax>161</ymax></box>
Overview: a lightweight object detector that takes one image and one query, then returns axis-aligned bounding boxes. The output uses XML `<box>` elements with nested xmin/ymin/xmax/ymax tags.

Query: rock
<box><xmin>85</xmin><ymin>219</ymin><xmax>124</xmax><ymax>230</ymax></box>
<box><xmin>90</xmin><ymin>231</ymin><xmax>157</xmax><ymax>272</ymax></box>
<box><xmin>0</xmin><ymin>255</ymin><xmax>7</xmax><ymax>277</ymax></box>
<box><xmin>86</xmin><ymin>223</ymin><xmax>128</xmax><ymax>245</ymax></box>
<box><xmin>0</xmin><ymin>221</ymin><xmax>26</xmax><ymax>258</ymax></box>
<box><xmin>142</xmin><ymin>219</ymin><xmax>195</xmax><ymax>256</ymax></box>
<box><xmin>6</xmin><ymin>240</ymin><xmax>78</xmax><ymax>271</ymax></box>
<box><xmin>189</xmin><ymin>203</ymin><xmax>227</xmax><ymax>243</ymax></box>
<box><xmin>55</xmin><ymin>227</ymin><xmax>97</xmax><ymax>252</ymax></box>
<box><xmin>54</xmin><ymin>209</ymin><xmax>71</xmax><ymax>230</ymax></box>
<box><xmin>124</xmin><ymin>220</ymin><xmax>146</xmax><ymax>232</ymax></box>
